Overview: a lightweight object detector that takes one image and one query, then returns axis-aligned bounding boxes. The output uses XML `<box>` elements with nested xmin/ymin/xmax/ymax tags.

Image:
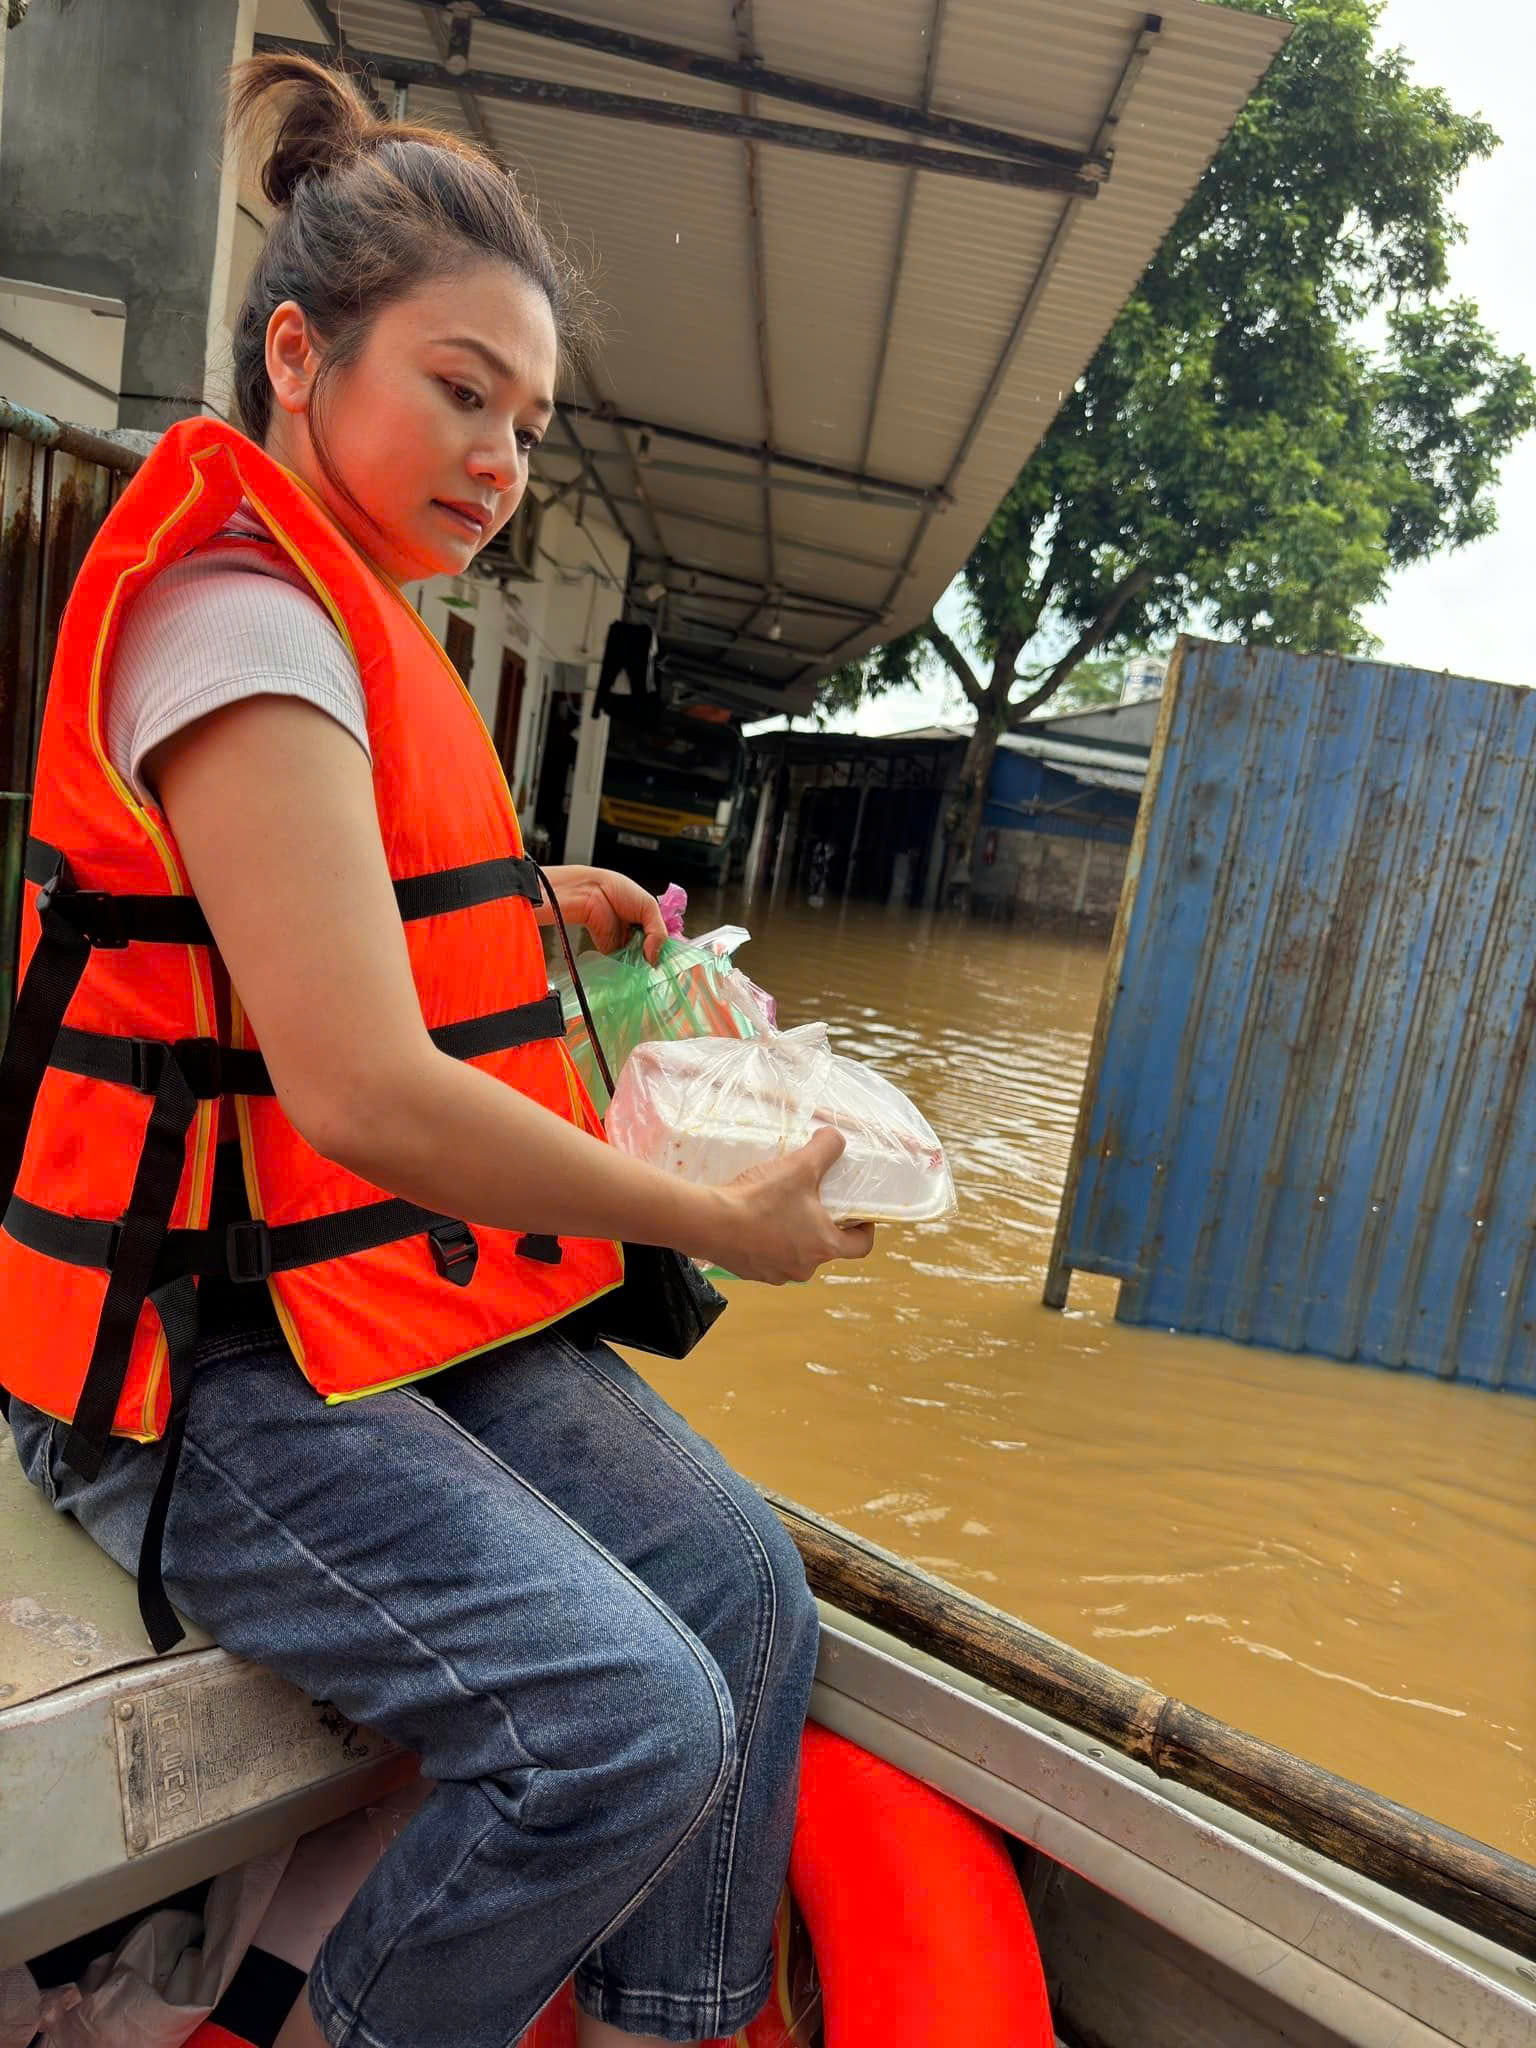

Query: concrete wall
<box><xmin>0</xmin><ymin>0</ymin><xmax>252</xmax><ymax>430</ymax></box>
<box><xmin>973</xmin><ymin>826</ymin><xmax>1131</xmax><ymax>926</ymax></box>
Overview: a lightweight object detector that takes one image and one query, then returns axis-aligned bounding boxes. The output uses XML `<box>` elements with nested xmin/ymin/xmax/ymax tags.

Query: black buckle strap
<box><xmin>0</xmin><ymin>849</ymin><xmax>93</xmax><ymax>1210</ymax></box>
<box><xmin>45</xmin><ymin>996</ymin><xmax>566</xmax><ymax>1101</ymax></box>
<box><xmin>25</xmin><ymin>839</ymin><xmax>214</xmax><ymax>946</ymax></box>
<box><xmin>224</xmin><ymin>1219</ymin><xmax>273</xmax><ymax>1283</ymax></box>
<box><xmin>60</xmin><ymin>1054</ymin><xmax>200</xmax><ymax>1481</ymax></box>
<box><xmin>49</xmin><ymin>1029</ymin><xmax>270</xmax><ymax>1098</ymax></box>
<box><xmin>392</xmin><ymin>853</ymin><xmax>542</xmax><ymax>922</ymax></box>
<box><xmin>135</xmin><ymin>1275</ymin><xmax>201</xmax><ymax>1654</ymax></box>
<box><xmin>4</xmin><ymin>1187</ymin><xmax>478</xmax><ymax>1286</ymax></box>
<box><xmin>430</xmin><ymin>991</ymin><xmax>563</xmax><ymax>1060</ymax></box>
<box><xmin>26</xmin><ymin>836</ymin><xmax>544</xmax><ymax>940</ymax></box>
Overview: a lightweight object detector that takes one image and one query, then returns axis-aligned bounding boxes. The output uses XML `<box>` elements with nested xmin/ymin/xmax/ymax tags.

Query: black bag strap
<box><xmin>533</xmin><ymin>862</ymin><xmax>618</xmax><ymax>1100</ymax></box>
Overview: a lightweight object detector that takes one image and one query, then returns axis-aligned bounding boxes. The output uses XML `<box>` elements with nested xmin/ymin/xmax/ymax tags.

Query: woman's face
<box><xmin>265</xmin><ymin>260</ymin><xmax>559</xmax><ymax>584</ymax></box>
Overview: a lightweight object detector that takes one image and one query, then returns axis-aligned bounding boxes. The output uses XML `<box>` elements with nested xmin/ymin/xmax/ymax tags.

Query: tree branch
<box><xmin>923</xmin><ymin>613</ymin><xmax>985</xmax><ymax>710</ymax></box>
<box><xmin>1007</xmin><ymin>566</ymin><xmax>1155</xmax><ymax>727</ymax></box>
<box><xmin>1030</xmin><ymin>530</ymin><xmax>1071</xmax><ymax>626</ymax></box>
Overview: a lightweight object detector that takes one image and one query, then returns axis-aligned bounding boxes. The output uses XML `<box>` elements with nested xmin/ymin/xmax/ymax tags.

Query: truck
<box><xmin>592</xmin><ymin>706</ymin><xmax>749</xmax><ymax>889</ymax></box>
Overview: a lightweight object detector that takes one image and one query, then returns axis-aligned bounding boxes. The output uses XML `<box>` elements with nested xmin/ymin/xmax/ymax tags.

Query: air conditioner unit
<box><xmin>478</xmin><ymin>492</ymin><xmax>541</xmax><ymax>580</ymax></box>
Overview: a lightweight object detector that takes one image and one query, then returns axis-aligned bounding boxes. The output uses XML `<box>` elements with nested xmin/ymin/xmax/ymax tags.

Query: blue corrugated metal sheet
<box><xmin>1047</xmin><ymin>637</ymin><xmax>1536</xmax><ymax>1392</ymax></box>
<box><xmin>983</xmin><ymin>752</ymin><xmax>1138</xmax><ymax>844</ymax></box>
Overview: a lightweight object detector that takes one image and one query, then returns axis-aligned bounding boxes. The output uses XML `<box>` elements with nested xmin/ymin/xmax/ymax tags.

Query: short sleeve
<box><xmin>107</xmin><ymin>548</ymin><xmax>372</xmax><ymax>804</ymax></box>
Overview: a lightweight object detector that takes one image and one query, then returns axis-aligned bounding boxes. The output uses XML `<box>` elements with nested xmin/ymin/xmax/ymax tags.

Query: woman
<box><xmin>1</xmin><ymin>53</ymin><xmax>872</xmax><ymax>2048</ymax></box>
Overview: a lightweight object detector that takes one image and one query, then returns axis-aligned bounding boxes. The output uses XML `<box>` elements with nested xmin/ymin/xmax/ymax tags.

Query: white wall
<box><xmin>0</xmin><ymin>280</ymin><xmax>126</xmax><ymax>427</ymax></box>
<box><xmin>536</xmin><ymin>496</ymin><xmax>627</xmax><ymax>864</ymax></box>
<box><xmin>401</xmin><ymin>490</ymin><xmax>630</xmax><ymax>861</ymax></box>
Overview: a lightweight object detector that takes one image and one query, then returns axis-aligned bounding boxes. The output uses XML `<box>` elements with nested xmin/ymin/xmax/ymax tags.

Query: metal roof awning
<box><xmin>1000</xmin><ymin>728</ymin><xmax>1149</xmax><ymax>792</ymax></box>
<box><xmin>253</xmin><ymin>1</ymin><xmax>1287</xmax><ymax>714</ymax></box>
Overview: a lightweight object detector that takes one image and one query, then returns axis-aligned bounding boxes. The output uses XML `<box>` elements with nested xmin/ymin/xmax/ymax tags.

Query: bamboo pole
<box><xmin>772</xmin><ymin>1493</ymin><xmax>1536</xmax><ymax>1961</ymax></box>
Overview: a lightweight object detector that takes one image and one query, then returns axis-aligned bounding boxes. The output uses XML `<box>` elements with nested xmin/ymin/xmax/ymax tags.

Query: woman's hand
<box><xmin>539</xmin><ymin>866</ymin><xmax>667</xmax><ymax>964</ymax></box>
<box><xmin>695</xmin><ymin>1128</ymin><xmax>877</xmax><ymax>1284</ymax></box>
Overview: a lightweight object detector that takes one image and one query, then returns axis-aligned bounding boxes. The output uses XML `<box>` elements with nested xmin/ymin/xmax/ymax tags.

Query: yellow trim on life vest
<box><xmin>320</xmin><ymin>1271</ymin><xmax>623</xmax><ymax>1404</ymax></box>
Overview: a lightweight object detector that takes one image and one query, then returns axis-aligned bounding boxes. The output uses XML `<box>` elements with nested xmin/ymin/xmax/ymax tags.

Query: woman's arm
<box><xmin>147</xmin><ymin>696</ymin><xmax>870</xmax><ymax>1283</ymax></box>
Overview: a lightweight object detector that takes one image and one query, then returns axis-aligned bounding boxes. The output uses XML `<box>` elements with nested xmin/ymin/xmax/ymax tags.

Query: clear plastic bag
<box><xmin>551</xmin><ymin>926</ymin><xmax>774</xmax><ymax>1112</ymax></box>
<box><xmin>605</xmin><ymin>1023</ymin><xmax>957</xmax><ymax>1224</ymax></box>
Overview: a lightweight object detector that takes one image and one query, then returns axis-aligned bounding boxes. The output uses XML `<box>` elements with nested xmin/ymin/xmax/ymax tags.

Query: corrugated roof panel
<box><xmin>754</xmin><ymin>151</ymin><xmax>904</xmax><ymax>473</ymax></box>
<box><xmin>766</xmin><ymin>487</ymin><xmax>913</xmax><ymax>567</ymax></box>
<box><xmin>750</xmin><ymin>0</ymin><xmax>944</xmax><ymax>105</ymax></box>
<box><xmin>248</xmin><ymin>0</ymin><xmax>1287</xmax><ymax>707</ymax></box>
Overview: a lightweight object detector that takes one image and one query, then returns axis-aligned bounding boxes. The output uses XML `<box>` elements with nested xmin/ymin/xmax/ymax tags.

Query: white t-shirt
<box><xmin>106</xmin><ymin>503</ymin><xmax>371</xmax><ymax>802</ymax></box>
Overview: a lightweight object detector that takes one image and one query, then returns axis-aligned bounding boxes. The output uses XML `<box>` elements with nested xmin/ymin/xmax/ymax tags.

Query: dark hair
<box><xmin>227</xmin><ymin>53</ymin><xmax>590</xmax><ymax>468</ymax></box>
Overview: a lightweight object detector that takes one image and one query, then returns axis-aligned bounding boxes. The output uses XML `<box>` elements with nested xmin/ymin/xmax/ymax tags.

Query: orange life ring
<box><xmin>789</xmin><ymin>1721</ymin><xmax>1054</xmax><ymax>2047</ymax></box>
<box><xmin>523</xmin><ymin>1721</ymin><xmax>1054</xmax><ymax>2046</ymax></box>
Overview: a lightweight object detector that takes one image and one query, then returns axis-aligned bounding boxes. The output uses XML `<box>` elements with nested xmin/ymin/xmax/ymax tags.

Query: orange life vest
<box><xmin>0</xmin><ymin>419</ymin><xmax>624</xmax><ymax>1595</ymax></box>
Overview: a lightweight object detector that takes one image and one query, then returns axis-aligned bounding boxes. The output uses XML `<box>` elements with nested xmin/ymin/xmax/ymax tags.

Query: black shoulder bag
<box><xmin>534</xmin><ymin>866</ymin><xmax>728</xmax><ymax>1359</ymax></box>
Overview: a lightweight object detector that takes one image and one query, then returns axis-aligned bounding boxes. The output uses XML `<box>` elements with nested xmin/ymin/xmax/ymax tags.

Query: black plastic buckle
<box><xmin>429</xmin><ymin>1221</ymin><xmax>479</xmax><ymax>1286</ymax></box>
<box><xmin>225</xmin><ymin>1220</ymin><xmax>273</xmax><ymax>1283</ymax></box>
<box><xmin>172</xmin><ymin>1037</ymin><xmax>225</xmax><ymax>1099</ymax></box>
<box><xmin>127</xmin><ymin>1039</ymin><xmax>169</xmax><ymax>1092</ymax></box>
<box><xmin>516</xmin><ymin>1232</ymin><xmax>563</xmax><ymax>1266</ymax></box>
<box><xmin>34</xmin><ymin>869</ymin><xmax>90</xmax><ymax>952</ymax></box>
<box><xmin>45</xmin><ymin>886</ymin><xmax>130</xmax><ymax>949</ymax></box>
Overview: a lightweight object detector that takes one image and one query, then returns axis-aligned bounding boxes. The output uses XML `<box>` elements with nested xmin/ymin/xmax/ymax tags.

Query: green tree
<box><xmin>821</xmin><ymin>0</ymin><xmax>1535</xmax><ymax>903</ymax></box>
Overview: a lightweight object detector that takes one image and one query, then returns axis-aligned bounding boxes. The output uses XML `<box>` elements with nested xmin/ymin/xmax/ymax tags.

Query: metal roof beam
<box><xmin>859</xmin><ymin>0</ymin><xmax>949</xmax><ymax>478</ymax></box>
<box><xmin>417</xmin><ymin>0</ymin><xmax>1103</xmax><ymax>180</ymax></box>
<box><xmin>556</xmin><ymin>400</ymin><xmax>945</xmax><ymax>505</ymax></box>
<box><xmin>250</xmin><ymin>36</ymin><xmax>1101</xmax><ymax>197</ymax></box>
<box><xmin>630</xmin><ymin>557</ymin><xmax>885</xmax><ymax>622</ymax></box>
<box><xmin>658</xmin><ymin>660</ymin><xmax>813</xmax><ymax>716</ymax></box>
<box><xmin>546</xmin><ymin>408</ymin><xmax>644</xmax><ymax>565</ymax></box>
<box><xmin>551</xmin><ymin>449</ymin><xmax>924</xmax><ymax>509</ymax></box>
<box><xmin>603</xmin><ymin>497</ymin><xmax>896</xmax><ymax>575</ymax></box>
<box><xmin>732</xmin><ymin>0</ymin><xmax>778</xmax><ymax>651</ymax></box>
<box><xmin>663</xmin><ymin>617</ymin><xmax>825</xmax><ymax>661</ymax></box>
<box><xmin>414</xmin><ymin>2</ymin><xmax>502</xmax><ymax>159</ymax></box>
<box><xmin>300</xmin><ymin>1</ymin><xmax>388</xmax><ymax>118</ymax></box>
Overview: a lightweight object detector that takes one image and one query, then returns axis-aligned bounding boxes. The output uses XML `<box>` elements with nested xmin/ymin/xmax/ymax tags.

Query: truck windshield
<box><xmin>608</xmin><ymin>721</ymin><xmax>741</xmax><ymax>799</ymax></box>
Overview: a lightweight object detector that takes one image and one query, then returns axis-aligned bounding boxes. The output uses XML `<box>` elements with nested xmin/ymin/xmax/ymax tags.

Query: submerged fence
<box><xmin>1047</xmin><ymin>636</ymin><xmax>1536</xmax><ymax>1392</ymax></box>
<box><xmin>0</xmin><ymin>397</ymin><xmax>142</xmax><ymax>1034</ymax></box>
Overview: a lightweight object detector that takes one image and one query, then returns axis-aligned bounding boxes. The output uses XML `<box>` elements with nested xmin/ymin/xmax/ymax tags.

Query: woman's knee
<box><xmin>521</xmin><ymin>1608</ymin><xmax>736</xmax><ymax>1848</ymax></box>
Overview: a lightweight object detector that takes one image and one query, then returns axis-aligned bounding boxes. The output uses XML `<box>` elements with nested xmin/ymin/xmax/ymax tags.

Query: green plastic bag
<box><xmin>550</xmin><ymin>925</ymin><xmax>772</xmax><ymax>1114</ymax></box>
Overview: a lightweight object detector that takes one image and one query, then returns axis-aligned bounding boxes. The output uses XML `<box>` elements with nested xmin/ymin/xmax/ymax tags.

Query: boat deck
<box><xmin>4</xmin><ymin>1433</ymin><xmax>1533</xmax><ymax>2045</ymax></box>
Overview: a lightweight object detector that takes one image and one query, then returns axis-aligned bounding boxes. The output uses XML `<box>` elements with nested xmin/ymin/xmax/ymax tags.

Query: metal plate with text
<box><xmin>114</xmin><ymin>1665</ymin><xmax>393</xmax><ymax>1856</ymax></box>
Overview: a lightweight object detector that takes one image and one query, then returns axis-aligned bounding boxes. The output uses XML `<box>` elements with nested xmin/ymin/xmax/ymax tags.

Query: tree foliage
<box><xmin>820</xmin><ymin>0</ymin><xmax>1536</xmax><ymax>898</ymax></box>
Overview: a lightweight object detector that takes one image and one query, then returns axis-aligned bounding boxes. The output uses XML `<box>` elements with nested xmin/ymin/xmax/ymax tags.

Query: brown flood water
<box><xmin>643</xmin><ymin>893</ymin><xmax>1536</xmax><ymax>1861</ymax></box>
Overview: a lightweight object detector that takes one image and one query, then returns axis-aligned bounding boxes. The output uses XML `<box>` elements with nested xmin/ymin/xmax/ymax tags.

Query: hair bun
<box><xmin>230</xmin><ymin>50</ymin><xmax>373</xmax><ymax>209</ymax></box>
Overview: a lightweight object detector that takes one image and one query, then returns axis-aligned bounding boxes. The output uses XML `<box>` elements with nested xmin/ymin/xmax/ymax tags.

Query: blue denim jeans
<box><xmin>8</xmin><ymin>1326</ymin><xmax>820</xmax><ymax>2046</ymax></box>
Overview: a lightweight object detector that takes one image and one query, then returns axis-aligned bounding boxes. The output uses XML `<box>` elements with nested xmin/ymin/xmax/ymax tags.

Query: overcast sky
<box><xmin>815</xmin><ymin>0</ymin><xmax>1532</xmax><ymax>737</ymax></box>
